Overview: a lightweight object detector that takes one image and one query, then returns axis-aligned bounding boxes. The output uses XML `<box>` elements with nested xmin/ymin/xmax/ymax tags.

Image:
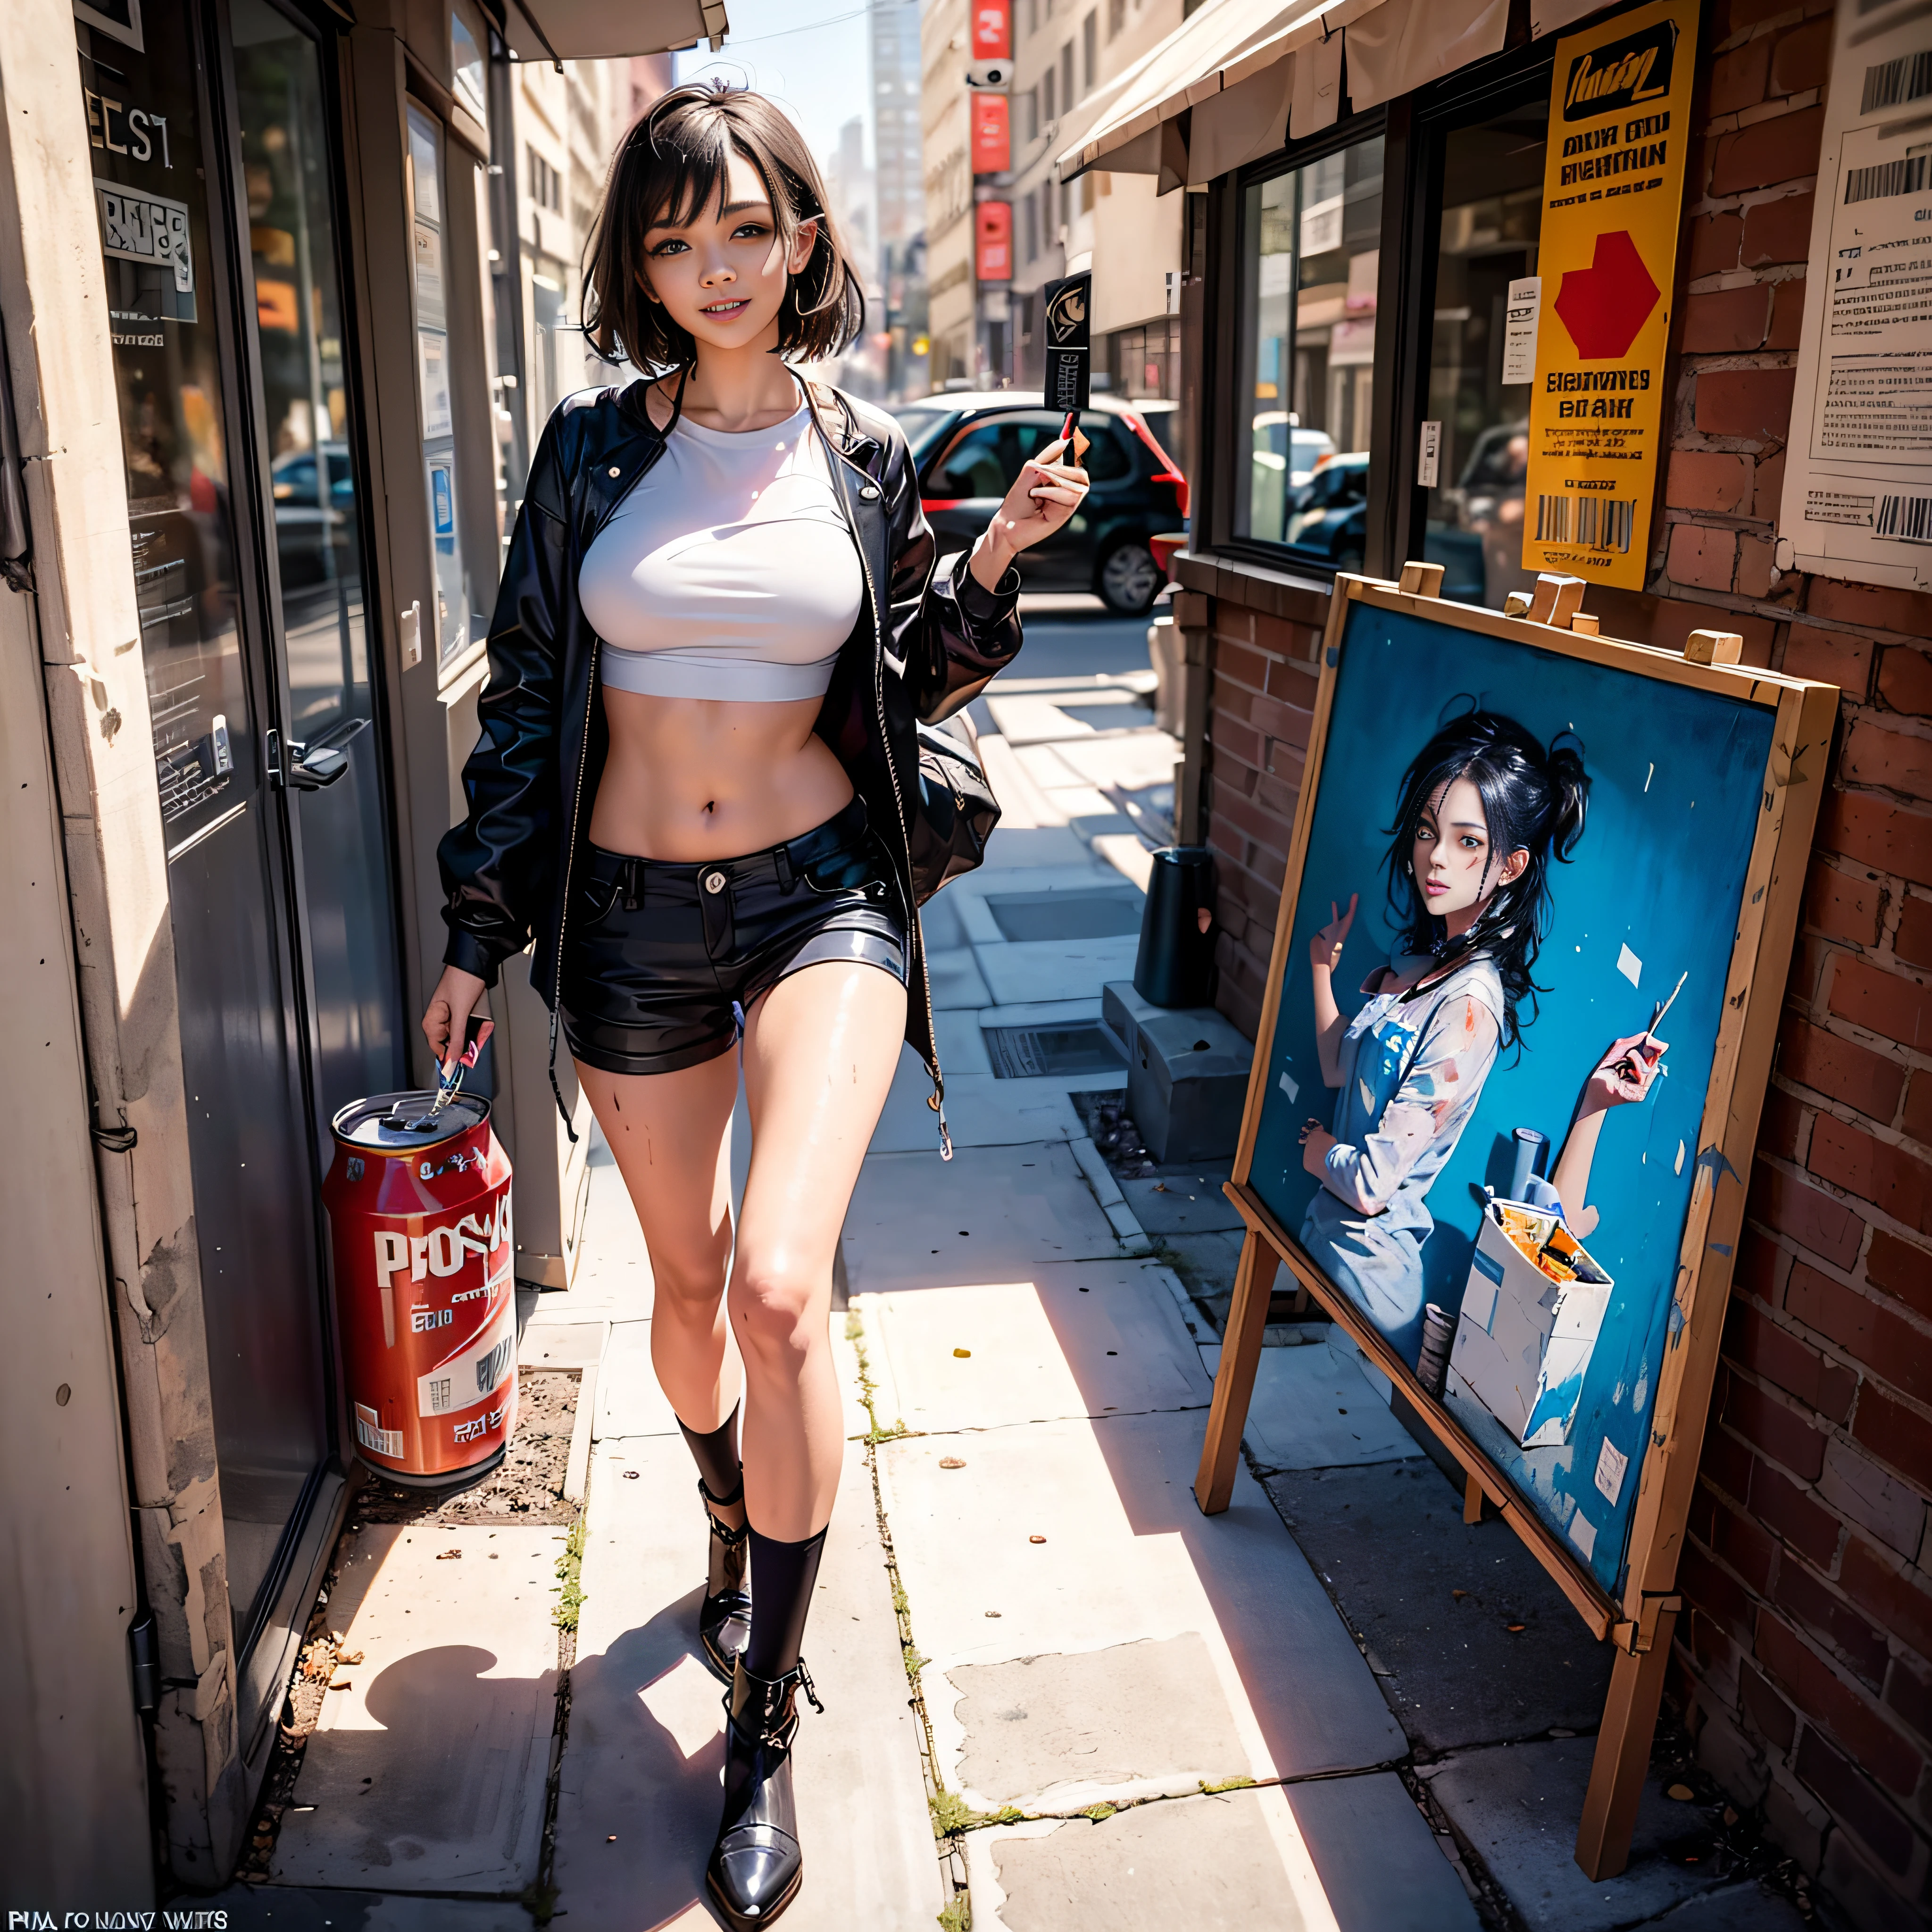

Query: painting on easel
<box><xmin>1236</xmin><ymin>581</ymin><xmax>1819</xmax><ymax>1599</ymax></box>
<box><xmin>1198</xmin><ymin>570</ymin><xmax>1837</xmax><ymax>1875</ymax></box>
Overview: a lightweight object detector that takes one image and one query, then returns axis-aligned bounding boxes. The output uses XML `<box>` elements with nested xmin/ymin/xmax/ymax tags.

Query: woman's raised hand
<box><xmin>1310</xmin><ymin>893</ymin><xmax>1357</xmax><ymax>974</ymax></box>
<box><xmin>973</xmin><ymin>436</ymin><xmax>1090</xmax><ymax>581</ymax></box>
<box><xmin>1583</xmin><ymin>1031</ymin><xmax>1668</xmax><ymax>1114</ymax></box>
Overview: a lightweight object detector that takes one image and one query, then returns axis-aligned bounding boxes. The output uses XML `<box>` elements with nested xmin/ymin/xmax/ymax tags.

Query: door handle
<box><xmin>266</xmin><ymin>725</ymin><xmax>350</xmax><ymax>791</ymax></box>
<box><xmin>287</xmin><ymin>739</ymin><xmax>349</xmax><ymax>790</ymax></box>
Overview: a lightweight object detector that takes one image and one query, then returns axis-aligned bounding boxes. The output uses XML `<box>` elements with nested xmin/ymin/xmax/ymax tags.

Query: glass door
<box><xmin>231</xmin><ymin>0</ymin><xmax>404</xmax><ymax>1132</ymax></box>
<box><xmin>78</xmin><ymin>0</ymin><xmax>332</xmax><ymax>1684</ymax></box>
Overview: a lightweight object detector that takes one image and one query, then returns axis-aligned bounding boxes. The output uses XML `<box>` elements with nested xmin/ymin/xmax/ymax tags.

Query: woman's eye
<box><xmin>733</xmin><ymin>223</ymin><xmax>769</xmax><ymax>239</ymax></box>
<box><xmin>1459</xmin><ymin>835</ymin><xmax>1483</xmax><ymax>850</ymax></box>
<box><xmin>650</xmin><ymin>239</ymin><xmax>687</xmax><ymax>257</ymax></box>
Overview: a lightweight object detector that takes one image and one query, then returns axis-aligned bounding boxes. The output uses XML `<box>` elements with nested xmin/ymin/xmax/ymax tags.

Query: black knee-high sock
<box><xmin>744</xmin><ymin>1525</ymin><xmax>828</xmax><ymax>1679</ymax></box>
<box><xmin>678</xmin><ymin>1404</ymin><xmax>742</xmax><ymax>1503</ymax></box>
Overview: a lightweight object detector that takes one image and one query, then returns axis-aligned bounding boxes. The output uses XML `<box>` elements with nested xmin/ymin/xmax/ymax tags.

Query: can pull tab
<box><xmin>407</xmin><ymin>1014</ymin><xmax>492</xmax><ymax>1130</ymax></box>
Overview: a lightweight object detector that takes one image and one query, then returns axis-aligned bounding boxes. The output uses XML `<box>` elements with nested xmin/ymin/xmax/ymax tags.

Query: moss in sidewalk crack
<box><xmin>1082</xmin><ymin>1801</ymin><xmax>1117</xmax><ymax>1823</ymax></box>
<box><xmin>1199</xmin><ymin>1774</ymin><xmax>1256</xmax><ymax>1794</ymax></box>
<box><xmin>937</xmin><ymin>1901</ymin><xmax>970</xmax><ymax>1932</ymax></box>
<box><xmin>844</xmin><ymin>1310</ymin><xmax>864</xmax><ymax>1341</ymax></box>
<box><xmin>931</xmin><ymin>1790</ymin><xmax>1025</xmax><ymax>1838</ymax></box>
<box><xmin>553</xmin><ymin>1518</ymin><xmax>586</xmax><ymax>1632</ymax></box>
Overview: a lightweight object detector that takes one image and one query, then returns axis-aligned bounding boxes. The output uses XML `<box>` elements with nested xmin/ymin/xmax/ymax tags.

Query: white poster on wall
<box><xmin>1776</xmin><ymin>0</ymin><xmax>1932</xmax><ymax>590</ymax></box>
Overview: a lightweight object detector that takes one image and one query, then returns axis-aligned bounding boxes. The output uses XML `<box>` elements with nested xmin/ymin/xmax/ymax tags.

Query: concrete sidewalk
<box><xmin>212</xmin><ymin>606</ymin><xmax>1808</xmax><ymax>1931</ymax></box>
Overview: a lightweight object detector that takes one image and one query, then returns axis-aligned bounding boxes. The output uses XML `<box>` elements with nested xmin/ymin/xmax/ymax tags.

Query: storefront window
<box><xmin>82</xmin><ymin>0</ymin><xmax>253</xmax><ymax>844</ymax></box>
<box><xmin>1422</xmin><ymin>100</ymin><xmax>1546</xmax><ymax>609</ymax></box>
<box><xmin>407</xmin><ymin>103</ymin><xmax>473</xmax><ymax>670</ymax></box>
<box><xmin>1234</xmin><ymin>134</ymin><xmax>1384</xmax><ymax>569</ymax></box>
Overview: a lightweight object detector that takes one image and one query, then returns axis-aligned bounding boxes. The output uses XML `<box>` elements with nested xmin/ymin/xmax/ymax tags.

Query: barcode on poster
<box><xmin>354</xmin><ymin>1402</ymin><xmax>403</xmax><ymax>1458</ymax></box>
<box><xmin>1536</xmin><ymin>493</ymin><xmax>1634</xmax><ymax>552</ymax></box>
<box><xmin>1845</xmin><ymin>154</ymin><xmax>1928</xmax><ymax>203</ymax></box>
<box><xmin>1876</xmin><ymin>493</ymin><xmax>1932</xmax><ymax>544</ymax></box>
<box><xmin>1860</xmin><ymin>49</ymin><xmax>1932</xmax><ymax>114</ymax></box>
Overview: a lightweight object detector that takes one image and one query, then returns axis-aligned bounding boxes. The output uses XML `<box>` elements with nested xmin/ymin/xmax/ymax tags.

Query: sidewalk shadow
<box><xmin>560</xmin><ymin>1588</ymin><xmax>729</xmax><ymax>1931</ymax></box>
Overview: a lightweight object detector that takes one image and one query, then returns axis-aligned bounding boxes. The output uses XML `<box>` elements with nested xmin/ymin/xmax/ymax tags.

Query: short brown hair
<box><xmin>582</xmin><ymin>83</ymin><xmax>865</xmax><ymax>372</ymax></box>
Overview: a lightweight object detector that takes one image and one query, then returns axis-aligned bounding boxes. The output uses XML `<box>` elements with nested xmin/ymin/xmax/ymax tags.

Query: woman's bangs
<box><xmin>644</xmin><ymin>114</ymin><xmax>736</xmax><ymax>234</ymax></box>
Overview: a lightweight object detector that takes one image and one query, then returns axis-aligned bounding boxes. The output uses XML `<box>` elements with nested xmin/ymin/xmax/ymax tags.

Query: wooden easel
<box><xmin>1193</xmin><ymin>563</ymin><xmax>1837</xmax><ymax>1878</ymax></box>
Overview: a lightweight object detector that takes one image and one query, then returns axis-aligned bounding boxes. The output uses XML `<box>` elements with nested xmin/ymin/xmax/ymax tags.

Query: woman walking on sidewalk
<box><xmin>421</xmin><ymin>83</ymin><xmax>1086</xmax><ymax>1929</ymax></box>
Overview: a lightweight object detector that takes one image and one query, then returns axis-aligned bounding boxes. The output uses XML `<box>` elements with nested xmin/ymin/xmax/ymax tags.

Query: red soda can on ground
<box><xmin>323</xmin><ymin>1090</ymin><xmax>516</xmax><ymax>1486</ymax></box>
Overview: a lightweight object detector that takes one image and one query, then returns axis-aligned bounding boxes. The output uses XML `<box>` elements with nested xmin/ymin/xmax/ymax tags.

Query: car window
<box><xmin>1007</xmin><ymin>411</ymin><xmax>1131</xmax><ymax>484</ymax></box>
<box><xmin>928</xmin><ymin>424</ymin><xmax>1008</xmax><ymax>499</ymax></box>
<box><xmin>893</xmin><ymin>406</ymin><xmax>957</xmax><ymax>466</ymax></box>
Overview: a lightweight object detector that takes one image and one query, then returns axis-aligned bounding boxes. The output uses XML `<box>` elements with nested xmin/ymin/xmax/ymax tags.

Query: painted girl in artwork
<box><xmin>1297</xmin><ymin>710</ymin><xmax>1590</xmax><ymax>1359</ymax></box>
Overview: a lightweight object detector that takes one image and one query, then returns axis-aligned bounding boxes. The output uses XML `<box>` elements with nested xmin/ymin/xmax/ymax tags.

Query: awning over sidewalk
<box><xmin>499</xmin><ymin>0</ymin><xmax>726</xmax><ymax>63</ymax></box>
<box><xmin>1055</xmin><ymin>0</ymin><xmax>1517</xmax><ymax>188</ymax></box>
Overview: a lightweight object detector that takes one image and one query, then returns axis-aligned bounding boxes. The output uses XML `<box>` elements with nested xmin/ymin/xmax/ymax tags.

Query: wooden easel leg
<box><xmin>1575</xmin><ymin>1606</ymin><xmax>1679</xmax><ymax>1880</ymax></box>
<box><xmin>1464</xmin><ymin>1473</ymin><xmax>1484</xmax><ymax>1524</ymax></box>
<box><xmin>1194</xmin><ymin>1228</ymin><xmax>1279</xmax><ymax>1516</ymax></box>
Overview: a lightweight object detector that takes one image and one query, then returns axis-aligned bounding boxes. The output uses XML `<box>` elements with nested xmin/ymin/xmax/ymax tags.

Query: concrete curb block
<box><xmin>1069</xmin><ymin>1135</ymin><xmax>1154</xmax><ymax>1256</ymax></box>
<box><xmin>562</xmin><ymin>1361</ymin><xmax>597</xmax><ymax>1506</ymax></box>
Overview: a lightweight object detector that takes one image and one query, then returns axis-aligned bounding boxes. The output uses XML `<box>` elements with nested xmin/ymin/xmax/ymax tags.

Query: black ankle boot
<box><xmin>706</xmin><ymin>1656</ymin><xmax>822</xmax><ymax>1929</ymax></box>
<box><xmin>698</xmin><ymin>1476</ymin><xmax>752</xmax><ymax>1683</ymax></box>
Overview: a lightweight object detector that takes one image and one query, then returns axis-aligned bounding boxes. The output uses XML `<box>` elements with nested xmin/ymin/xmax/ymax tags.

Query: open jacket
<box><xmin>436</xmin><ymin>377</ymin><xmax>1023</xmax><ymax>1150</ymax></box>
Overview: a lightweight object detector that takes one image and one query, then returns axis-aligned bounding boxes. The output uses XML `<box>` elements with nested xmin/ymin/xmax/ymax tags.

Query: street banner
<box><xmin>975</xmin><ymin>201</ymin><xmax>1013</xmax><ymax>283</ymax></box>
<box><xmin>972</xmin><ymin>2</ymin><xmax>1010</xmax><ymax>61</ymax></box>
<box><xmin>1776</xmin><ymin>0</ymin><xmax>1932</xmax><ymax>591</ymax></box>
<box><xmin>972</xmin><ymin>91</ymin><xmax>1010</xmax><ymax>174</ymax></box>
<box><xmin>1520</xmin><ymin>0</ymin><xmax>1698</xmax><ymax>589</ymax></box>
<box><xmin>1043</xmin><ymin>270</ymin><xmax>1091</xmax><ymax>415</ymax></box>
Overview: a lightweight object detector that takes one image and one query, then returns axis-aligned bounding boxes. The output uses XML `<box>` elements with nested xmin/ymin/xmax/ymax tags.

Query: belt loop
<box><xmin>774</xmin><ymin>842</ymin><xmax>796</xmax><ymax>892</ymax></box>
<box><xmin>623</xmin><ymin>856</ymin><xmax>641</xmax><ymax>912</ymax></box>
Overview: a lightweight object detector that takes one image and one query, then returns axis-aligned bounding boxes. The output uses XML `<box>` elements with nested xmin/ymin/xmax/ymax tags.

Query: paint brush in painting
<box><xmin>1611</xmin><ymin>969</ymin><xmax>1686</xmax><ymax>1086</ymax></box>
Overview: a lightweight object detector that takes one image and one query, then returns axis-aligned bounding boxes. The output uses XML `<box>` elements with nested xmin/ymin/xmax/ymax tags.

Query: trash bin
<box><xmin>1133</xmin><ymin>845</ymin><xmax>1216</xmax><ymax>1008</ymax></box>
<box><xmin>322</xmin><ymin>1090</ymin><xmax>516</xmax><ymax>1487</ymax></box>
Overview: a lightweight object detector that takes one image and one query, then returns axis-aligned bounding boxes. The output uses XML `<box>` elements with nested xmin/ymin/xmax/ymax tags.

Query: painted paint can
<box><xmin>322</xmin><ymin>1090</ymin><xmax>516</xmax><ymax>1487</ymax></box>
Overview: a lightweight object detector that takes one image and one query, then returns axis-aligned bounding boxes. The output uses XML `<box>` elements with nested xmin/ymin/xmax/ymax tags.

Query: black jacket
<box><xmin>437</xmin><ymin>379</ymin><xmax>1023</xmax><ymax>1145</ymax></box>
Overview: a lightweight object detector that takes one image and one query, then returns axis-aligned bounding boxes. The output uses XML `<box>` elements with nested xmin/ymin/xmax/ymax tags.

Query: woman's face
<box><xmin>640</xmin><ymin>146</ymin><xmax>817</xmax><ymax>354</ymax></box>
<box><xmin>1412</xmin><ymin>775</ymin><xmax>1527</xmax><ymax>936</ymax></box>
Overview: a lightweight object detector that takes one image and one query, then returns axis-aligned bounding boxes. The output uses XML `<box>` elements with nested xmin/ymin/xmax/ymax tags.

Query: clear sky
<box><xmin>676</xmin><ymin>1</ymin><xmax>875</xmax><ymax>176</ymax></box>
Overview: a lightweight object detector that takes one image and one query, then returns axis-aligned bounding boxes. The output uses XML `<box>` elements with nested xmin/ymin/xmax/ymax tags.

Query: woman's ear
<box><xmin>1500</xmin><ymin>847</ymin><xmax>1530</xmax><ymax>886</ymax></box>
<box><xmin>788</xmin><ymin>215</ymin><xmax>820</xmax><ymax>276</ymax></box>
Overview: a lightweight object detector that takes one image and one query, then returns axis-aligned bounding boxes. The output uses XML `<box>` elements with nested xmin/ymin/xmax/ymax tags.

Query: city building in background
<box><xmin>1013</xmin><ymin>0</ymin><xmax>1187</xmax><ymax>399</ymax></box>
<box><xmin>872</xmin><ymin>0</ymin><xmax>928</xmax><ymax>400</ymax></box>
<box><xmin>921</xmin><ymin>0</ymin><xmax>977</xmax><ymax>387</ymax></box>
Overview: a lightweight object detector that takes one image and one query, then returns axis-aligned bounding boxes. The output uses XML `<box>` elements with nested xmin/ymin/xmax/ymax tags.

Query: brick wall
<box><xmin>1182</xmin><ymin>0</ymin><xmax>1932</xmax><ymax>1921</ymax></box>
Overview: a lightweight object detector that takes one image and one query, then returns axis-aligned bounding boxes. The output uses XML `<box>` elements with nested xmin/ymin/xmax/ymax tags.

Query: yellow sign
<box><xmin>1521</xmin><ymin>0</ymin><xmax>1698</xmax><ymax>589</ymax></box>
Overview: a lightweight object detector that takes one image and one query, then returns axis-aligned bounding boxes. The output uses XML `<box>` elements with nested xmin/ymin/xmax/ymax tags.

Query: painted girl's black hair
<box><xmin>1382</xmin><ymin>707</ymin><xmax>1590</xmax><ymax>1046</ymax></box>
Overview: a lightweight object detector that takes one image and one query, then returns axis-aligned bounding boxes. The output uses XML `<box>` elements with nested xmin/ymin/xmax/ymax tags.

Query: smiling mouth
<box><xmin>701</xmin><ymin>299</ymin><xmax>751</xmax><ymax>316</ymax></box>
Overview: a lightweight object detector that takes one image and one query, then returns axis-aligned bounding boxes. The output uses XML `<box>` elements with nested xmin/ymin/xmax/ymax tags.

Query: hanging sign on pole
<box><xmin>1520</xmin><ymin>0</ymin><xmax>1698</xmax><ymax>589</ymax></box>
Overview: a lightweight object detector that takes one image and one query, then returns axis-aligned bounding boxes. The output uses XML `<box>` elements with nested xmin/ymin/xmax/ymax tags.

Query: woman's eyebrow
<box><xmin>643</xmin><ymin>199</ymin><xmax>773</xmax><ymax>236</ymax></box>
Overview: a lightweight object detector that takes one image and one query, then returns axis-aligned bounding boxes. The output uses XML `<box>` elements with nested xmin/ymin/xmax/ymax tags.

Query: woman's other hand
<box><xmin>1299</xmin><ymin>1118</ymin><xmax>1336</xmax><ymax>1178</ymax></box>
<box><xmin>968</xmin><ymin>436</ymin><xmax>1089</xmax><ymax>590</ymax></box>
<box><xmin>1310</xmin><ymin>894</ymin><xmax>1358</xmax><ymax>975</ymax></box>
<box><xmin>422</xmin><ymin>965</ymin><xmax>492</xmax><ymax>1078</ymax></box>
<box><xmin>1581</xmin><ymin>1031</ymin><xmax>1667</xmax><ymax>1116</ymax></box>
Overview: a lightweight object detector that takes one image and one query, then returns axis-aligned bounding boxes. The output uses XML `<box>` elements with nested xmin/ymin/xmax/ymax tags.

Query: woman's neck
<box><xmin>660</xmin><ymin>339</ymin><xmax>801</xmax><ymax>433</ymax></box>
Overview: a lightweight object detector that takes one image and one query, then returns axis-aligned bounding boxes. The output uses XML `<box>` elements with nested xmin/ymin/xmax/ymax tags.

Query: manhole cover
<box><xmin>984</xmin><ymin>1023</ymin><xmax>1127</xmax><ymax>1080</ymax></box>
<box><xmin>983</xmin><ymin>888</ymin><xmax>1144</xmax><ymax>942</ymax></box>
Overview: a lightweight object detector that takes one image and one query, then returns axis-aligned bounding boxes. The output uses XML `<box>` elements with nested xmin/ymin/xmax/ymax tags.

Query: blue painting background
<box><xmin>1249</xmin><ymin>604</ymin><xmax>1774</xmax><ymax>1593</ymax></box>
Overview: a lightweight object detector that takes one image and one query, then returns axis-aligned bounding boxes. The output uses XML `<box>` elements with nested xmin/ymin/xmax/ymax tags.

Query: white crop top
<box><xmin>578</xmin><ymin>397</ymin><xmax>865</xmax><ymax>702</ymax></box>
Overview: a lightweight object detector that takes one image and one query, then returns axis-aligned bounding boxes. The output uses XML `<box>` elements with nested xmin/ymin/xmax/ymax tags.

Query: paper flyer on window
<box><xmin>1775</xmin><ymin>0</ymin><xmax>1932</xmax><ymax>591</ymax></box>
<box><xmin>1519</xmin><ymin>0</ymin><xmax>1699</xmax><ymax>590</ymax></box>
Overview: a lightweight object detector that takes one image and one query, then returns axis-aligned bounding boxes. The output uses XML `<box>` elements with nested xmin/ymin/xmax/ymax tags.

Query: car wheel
<box><xmin>1097</xmin><ymin>541</ymin><xmax>1161</xmax><ymax>615</ymax></box>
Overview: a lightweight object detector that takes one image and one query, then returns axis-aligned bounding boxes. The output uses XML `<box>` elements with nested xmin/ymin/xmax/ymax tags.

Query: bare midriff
<box><xmin>587</xmin><ymin>687</ymin><xmax>855</xmax><ymax>862</ymax></box>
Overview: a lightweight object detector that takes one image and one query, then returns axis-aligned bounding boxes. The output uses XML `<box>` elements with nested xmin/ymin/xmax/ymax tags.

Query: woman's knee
<box><xmin>729</xmin><ymin>1258</ymin><xmax>826</xmax><ymax>1366</ymax></box>
<box><xmin>650</xmin><ymin>1241</ymin><xmax>730</xmax><ymax>1321</ymax></box>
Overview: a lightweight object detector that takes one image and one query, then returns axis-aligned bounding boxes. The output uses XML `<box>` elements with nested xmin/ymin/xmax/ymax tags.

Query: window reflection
<box><xmin>233</xmin><ymin>0</ymin><xmax>369</xmax><ymax>736</ymax></box>
<box><xmin>1422</xmin><ymin>105</ymin><xmax>1546</xmax><ymax>610</ymax></box>
<box><xmin>1235</xmin><ymin>135</ymin><xmax>1383</xmax><ymax>571</ymax></box>
<box><xmin>83</xmin><ymin>10</ymin><xmax>252</xmax><ymax>839</ymax></box>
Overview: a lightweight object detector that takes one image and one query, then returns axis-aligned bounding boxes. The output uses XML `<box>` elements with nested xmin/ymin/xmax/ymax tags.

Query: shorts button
<box><xmin>608</xmin><ymin>465</ymin><xmax>621</xmax><ymax>478</ymax></box>
<box><xmin>703</xmin><ymin>870</ymin><xmax>727</xmax><ymax>895</ymax></box>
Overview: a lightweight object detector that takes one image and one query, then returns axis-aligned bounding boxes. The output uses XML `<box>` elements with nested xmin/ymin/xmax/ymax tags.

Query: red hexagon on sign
<box><xmin>1553</xmin><ymin>230</ymin><xmax>1661</xmax><ymax>360</ymax></box>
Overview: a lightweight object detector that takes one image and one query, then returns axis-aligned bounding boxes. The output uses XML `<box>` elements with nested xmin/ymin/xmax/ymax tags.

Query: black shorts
<box><xmin>559</xmin><ymin>796</ymin><xmax>908</xmax><ymax>1078</ymax></box>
